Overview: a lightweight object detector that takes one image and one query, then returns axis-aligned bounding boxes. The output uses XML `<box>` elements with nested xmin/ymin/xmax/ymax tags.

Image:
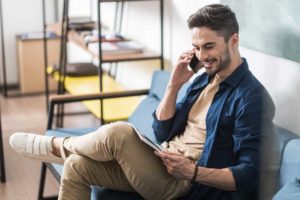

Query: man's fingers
<box><xmin>155</xmin><ymin>151</ymin><xmax>186</xmax><ymax>165</ymax></box>
<box><xmin>165</xmin><ymin>151</ymin><xmax>182</xmax><ymax>156</ymax></box>
<box><xmin>179</xmin><ymin>50</ymin><xmax>195</xmax><ymax>60</ymax></box>
<box><xmin>164</xmin><ymin>153</ymin><xmax>183</xmax><ymax>162</ymax></box>
<box><xmin>154</xmin><ymin>150</ymin><xmax>166</xmax><ymax>158</ymax></box>
<box><xmin>163</xmin><ymin>159</ymin><xmax>170</xmax><ymax>166</ymax></box>
<box><xmin>179</xmin><ymin>53</ymin><xmax>188</xmax><ymax>59</ymax></box>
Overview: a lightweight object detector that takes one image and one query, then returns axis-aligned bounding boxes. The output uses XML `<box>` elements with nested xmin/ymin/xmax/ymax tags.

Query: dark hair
<box><xmin>187</xmin><ymin>4</ymin><xmax>239</xmax><ymax>42</ymax></box>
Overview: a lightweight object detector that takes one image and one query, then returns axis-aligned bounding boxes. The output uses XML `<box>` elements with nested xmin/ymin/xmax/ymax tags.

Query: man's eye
<box><xmin>205</xmin><ymin>45</ymin><xmax>214</xmax><ymax>49</ymax></box>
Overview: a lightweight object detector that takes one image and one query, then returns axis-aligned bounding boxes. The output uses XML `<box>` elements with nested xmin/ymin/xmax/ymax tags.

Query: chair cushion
<box><xmin>91</xmin><ymin>186</ymin><xmax>143</xmax><ymax>200</ymax></box>
<box><xmin>149</xmin><ymin>71</ymin><xmax>170</xmax><ymax>100</ymax></box>
<box><xmin>279</xmin><ymin>139</ymin><xmax>300</xmax><ymax>186</ymax></box>
<box><xmin>273</xmin><ymin>180</ymin><xmax>300</xmax><ymax>200</ymax></box>
<box><xmin>149</xmin><ymin>70</ymin><xmax>189</xmax><ymax>102</ymax></box>
<box><xmin>259</xmin><ymin>126</ymin><xmax>300</xmax><ymax>199</ymax></box>
<box><xmin>273</xmin><ymin>126</ymin><xmax>299</xmax><ymax>168</ymax></box>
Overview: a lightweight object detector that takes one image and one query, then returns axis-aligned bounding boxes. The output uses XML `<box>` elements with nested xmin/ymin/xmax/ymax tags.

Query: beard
<box><xmin>203</xmin><ymin>45</ymin><xmax>231</xmax><ymax>76</ymax></box>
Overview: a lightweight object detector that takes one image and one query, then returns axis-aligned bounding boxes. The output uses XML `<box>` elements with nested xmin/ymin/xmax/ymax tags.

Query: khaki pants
<box><xmin>59</xmin><ymin>121</ymin><xmax>190</xmax><ymax>200</ymax></box>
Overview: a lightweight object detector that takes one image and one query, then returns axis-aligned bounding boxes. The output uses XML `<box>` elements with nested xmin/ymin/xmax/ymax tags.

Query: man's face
<box><xmin>191</xmin><ymin>27</ymin><xmax>232</xmax><ymax>76</ymax></box>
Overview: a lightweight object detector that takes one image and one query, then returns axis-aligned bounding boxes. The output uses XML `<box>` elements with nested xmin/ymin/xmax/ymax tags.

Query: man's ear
<box><xmin>230</xmin><ymin>33</ymin><xmax>239</xmax><ymax>46</ymax></box>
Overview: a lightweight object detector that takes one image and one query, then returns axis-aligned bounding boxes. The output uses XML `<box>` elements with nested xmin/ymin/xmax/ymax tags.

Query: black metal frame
<box><xmin>45</xmin><ymin>0</ymin><xmax>164</xmax><ymax>125</ymax></box>
<box><xmin>0</xmin><ymin>102</ymin><xmax>6</xmax><ymax>182</ymax></box>
<box><xmin>56</xmin><ymin>0</ymin><xmax>70</xmax><ymax>128</ymax></box>
<box><xmin>97</xmin><ymin>0</ymin><xmax>164</xmax><ymax>124</ymax></box>
<box><xmin>37</xmin><ymin>89</ymin><xmax>149</xmax><ymax>199</ymax></box>
<box><xmin>43</xmin><ymin>0</ymin><xmax>70</xmax><ymax>127</ymax></box>
<box><xmin>42</xmin><ymin>0</ymin><xmax>50</xmax><ymax>111</ymax></box>
<box><xmin>0</xmin><ymin>0</ymin><xmax>8</xmax><ymax>97</ymax></box>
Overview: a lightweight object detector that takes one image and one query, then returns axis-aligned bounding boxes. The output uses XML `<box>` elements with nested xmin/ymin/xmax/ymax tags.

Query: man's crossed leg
<box><xmin>10</xmin><ymin>121</ymin><xmax>190</xmax><ymax>200</ymax></box>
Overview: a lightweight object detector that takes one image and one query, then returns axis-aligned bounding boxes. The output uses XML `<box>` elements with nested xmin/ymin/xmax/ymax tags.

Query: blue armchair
<box><xmin>37</xmin><ymin>70</ymin><xmax>300</xmax><ymax>200</ymax></box>
<box><xmin>270</xmin><ymin>127</ymin><xmax>300</xmax><ymax>200</ymax></box>
<box><xmin>38</xmin><ymin>70</ymin><xmax>187</xmax><ymax>199</ymax></box>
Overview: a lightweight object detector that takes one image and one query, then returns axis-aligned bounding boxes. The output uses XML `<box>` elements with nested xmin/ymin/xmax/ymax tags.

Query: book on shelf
<box><xmin>84</xmin><ymin>33</ymin><xmax>127</xmax><ymax>45</ymax></box>
<box><xmin>127</xmin><ymin>123</ymin><xmax>165</xmax><ymax>152</ymax></box>
<box><xmin>17</xmin><ymin>31</ymin><xmax>58</xmax><ymax>40</ymax></box>
<box><xmin>88</xmin><ymin>40</ymin><xmax>144</xmax><ymax>55</ymax></box>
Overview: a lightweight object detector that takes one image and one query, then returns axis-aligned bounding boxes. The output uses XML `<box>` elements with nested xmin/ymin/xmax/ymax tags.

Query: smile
<box><xmin>203</xmin><ymin>61</ymin><xmax>215</xmax><ymax>68</ymax></box>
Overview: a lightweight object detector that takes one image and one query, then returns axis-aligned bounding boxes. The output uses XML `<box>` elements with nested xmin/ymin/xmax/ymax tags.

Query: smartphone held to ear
<box><xmin>189</xmin><ymin>54</ymin><xmax>200</xmax><ymax>73</ymax></box>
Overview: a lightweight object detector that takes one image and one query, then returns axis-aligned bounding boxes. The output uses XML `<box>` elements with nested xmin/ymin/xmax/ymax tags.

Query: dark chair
<box><xmin>0</xmin><ymin>102</ymin><xmax>6</xmax><ymax>182</ymax></box>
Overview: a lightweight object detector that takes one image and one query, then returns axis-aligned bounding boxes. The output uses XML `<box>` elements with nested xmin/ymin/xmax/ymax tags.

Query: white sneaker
<box><xmin>9</xmin><ymin>132</ymin><xmax>64</xmax><ymax>164</ymax></box>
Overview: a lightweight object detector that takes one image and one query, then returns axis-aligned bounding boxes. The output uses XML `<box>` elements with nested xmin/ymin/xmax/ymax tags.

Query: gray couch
<box><xmin>43</xmin><ymin>71</ymin><xmax>300</xmax><ymax>200</ymax></box>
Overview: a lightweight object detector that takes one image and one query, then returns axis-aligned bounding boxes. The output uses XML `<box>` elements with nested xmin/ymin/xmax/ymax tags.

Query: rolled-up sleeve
<box><xmin>229</xmin><ymin>89</ymin><xmax>275</xmax><ymax>198</ymax></box>
<box><xmin>152</xmin><ymin>111</ymin><xmax>176</xmax><ymax>142</ymax></box>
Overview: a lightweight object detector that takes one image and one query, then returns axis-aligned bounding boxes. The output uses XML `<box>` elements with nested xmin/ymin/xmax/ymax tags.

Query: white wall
<box><xmin>1</xmin><ymin>0</ymin><xmax>300</xmax><ymax>134</ymax></box>
<box><xmin>240</xmin><ymin>47</ymin><xmax>300</xmax><ymax>135</ymax></box>
<box><xmin>0</xmin><ymin>0</ymin><xmax>55</xmax><ymax>85</ymax></box>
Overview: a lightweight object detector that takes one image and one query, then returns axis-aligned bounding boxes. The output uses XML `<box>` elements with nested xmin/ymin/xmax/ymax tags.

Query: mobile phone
<box><xmin>189</xmin><ymin>54</ymin><xmax>199</xmax><ymax>73</ymax></box>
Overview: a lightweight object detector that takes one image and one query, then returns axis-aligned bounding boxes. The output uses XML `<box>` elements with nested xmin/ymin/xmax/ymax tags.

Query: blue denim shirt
<box><xmin>152</xmin><ymin>59</ymin><xmax>275</xmax><ymax>200</ymax></box>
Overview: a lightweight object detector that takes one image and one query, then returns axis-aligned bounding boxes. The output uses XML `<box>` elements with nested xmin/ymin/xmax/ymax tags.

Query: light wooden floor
<box><xmin>0</xmin><ymin>94</ymin><xmax>99</xmax><ymax>200</ymax></box>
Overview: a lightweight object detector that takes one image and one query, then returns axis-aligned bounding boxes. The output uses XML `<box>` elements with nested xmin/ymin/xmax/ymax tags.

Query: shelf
<box><xmin>48</xmin><ymin>24</ymin><xmax>161</xmax><ymax>63</ymax></box>
<box><xmin>69</xmin><ymin>31</ymin><xmax>161</xmax><ymax>62</ymax></box>
<box><xmin>50</xmin><ymin>69</ymin><xmax>142</xmax><ymax>121</ymax></box>
<box><xmin>69</xmin><ymin>31</ymin><xmax>160</xmax><ymax>63</ymax></box>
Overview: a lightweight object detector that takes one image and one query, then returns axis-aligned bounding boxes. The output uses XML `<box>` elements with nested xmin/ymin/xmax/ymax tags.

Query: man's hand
<box><xmin>154</xmin><ymin>151</ymin><xmax>195</xmax><ymax>180</ymax></box>
<box><xmin>155</xmin><ymin>49</ymin><xmax>203</xmax><ymax>120</ymax></box>
<box><xmin>155</xmin><ymin>151</ymin><xmax>236</xmax><ymax>191</ymax></box>
<box><xmin>169</xmin><ymin>50</ymin><xmax>196</xmax><ymax>88</ymax></box>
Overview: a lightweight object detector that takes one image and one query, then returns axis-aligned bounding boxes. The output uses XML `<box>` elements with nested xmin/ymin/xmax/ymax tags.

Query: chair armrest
<box><xmin>50</xmin><ymin>89</ymin><xmax>149</xmax><ymax>104</ymax></box>
<box><xmin>47</xmin><ymin>89</ymin><xmax>149</xmax><ymax>129</ymax></box>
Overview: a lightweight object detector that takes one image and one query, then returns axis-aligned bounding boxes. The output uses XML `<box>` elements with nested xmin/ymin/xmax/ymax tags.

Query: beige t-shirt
<box><xmin>163</xmin><ymin>75</ymin><xmax>223</xmax><ymax>160</ymax></box>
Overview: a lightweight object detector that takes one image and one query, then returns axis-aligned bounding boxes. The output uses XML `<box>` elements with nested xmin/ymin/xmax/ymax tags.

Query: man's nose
<box><xmin>196</xmin><ymin>49</ymin><xmax>208</xmax><ymax>62</ymax></box>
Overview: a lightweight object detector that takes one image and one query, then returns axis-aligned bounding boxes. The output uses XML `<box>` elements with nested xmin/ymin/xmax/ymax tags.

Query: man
<box><xmin>10</xmin><ymin>4</ymin><xmax>275</xmax><ymax>200</ymax></box>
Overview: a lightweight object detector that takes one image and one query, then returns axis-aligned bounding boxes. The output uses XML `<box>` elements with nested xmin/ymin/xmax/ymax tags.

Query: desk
<box><xmin>17</xmin><ymin>36</ymin><xmax>59</xmax><ymax>94</ymax></box>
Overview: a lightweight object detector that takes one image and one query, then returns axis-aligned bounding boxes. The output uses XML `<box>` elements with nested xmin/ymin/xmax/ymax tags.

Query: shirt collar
<box><xmin>221</xmin><ymin>57</ymin><xmax>249</xmax><ymax>88</ymax></box>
